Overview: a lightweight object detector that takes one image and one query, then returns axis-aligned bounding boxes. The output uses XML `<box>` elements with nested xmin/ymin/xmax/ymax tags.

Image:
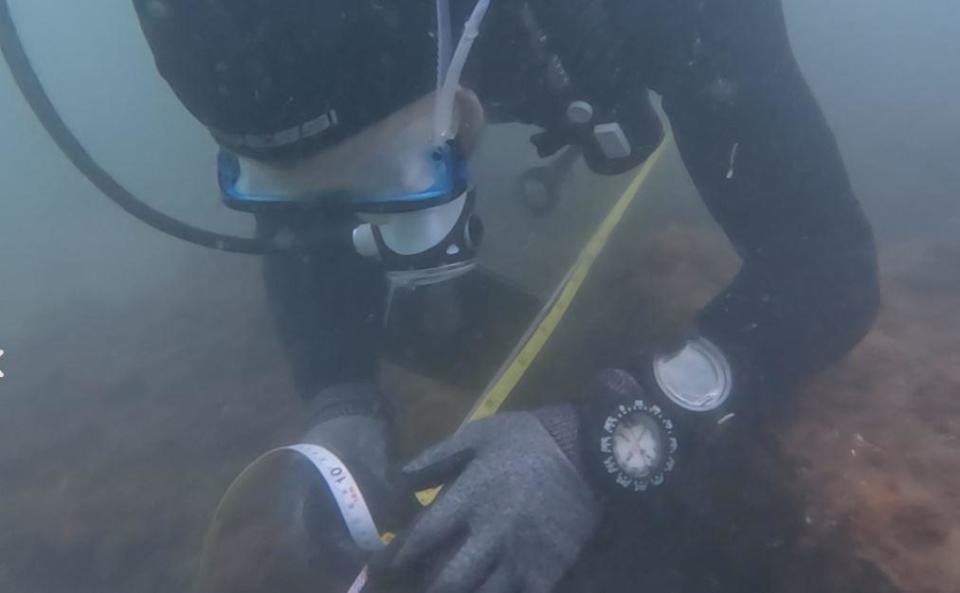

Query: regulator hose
<box><xmin>0</xmin><ymin>1</ymin><xmax>281</xmax><ymax>254</ymax></box>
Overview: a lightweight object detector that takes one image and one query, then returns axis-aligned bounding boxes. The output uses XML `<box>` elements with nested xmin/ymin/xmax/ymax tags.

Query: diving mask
<box><xmin>217</xmin><ymin>101</ymin><xmax>482</xmax><ymax>286</ymax></box>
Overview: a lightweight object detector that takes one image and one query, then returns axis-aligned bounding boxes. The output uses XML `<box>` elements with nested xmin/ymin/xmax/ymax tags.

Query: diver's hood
<box><xmin>194</xmin><ymin>446</ymin><xmax>388</xmax><ymax>593</ymax></box>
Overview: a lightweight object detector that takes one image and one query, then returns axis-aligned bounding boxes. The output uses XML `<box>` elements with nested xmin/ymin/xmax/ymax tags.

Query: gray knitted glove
<box><xmin>374</xmin><ymin>410</ymin><xmax>601</xmax><ymax>593</ymax></box>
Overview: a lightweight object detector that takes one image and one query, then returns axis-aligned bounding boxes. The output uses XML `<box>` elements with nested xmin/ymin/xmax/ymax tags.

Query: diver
<box><xmin>133</xmin><ymin>0</ymin><xmax>881</xmax><ymax>591</ymax></box>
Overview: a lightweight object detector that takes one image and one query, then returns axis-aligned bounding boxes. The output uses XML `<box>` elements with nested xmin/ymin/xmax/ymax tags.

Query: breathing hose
<box><xmin>0</xmin><ymin>1</ymin><xmax>282</xmax><ymax>254</ymax></box>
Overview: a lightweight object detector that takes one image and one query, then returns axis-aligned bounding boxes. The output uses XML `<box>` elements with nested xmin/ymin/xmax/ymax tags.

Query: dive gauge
<box><xmin>581</xmin><ymin>369</ymin><xmax>679</xmax><ymax>497</ymax></box>
<box><xmin>599</xmin><ymin>400</ymin><xmax>677</xmax><ymax>492</ymax></box>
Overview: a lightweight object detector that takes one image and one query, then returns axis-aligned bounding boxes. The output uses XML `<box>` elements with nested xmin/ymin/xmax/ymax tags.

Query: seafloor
<box><xmin>1</xmin><ymin>137</ymin><xmax>957</xmax><ymax>593</ymax></box>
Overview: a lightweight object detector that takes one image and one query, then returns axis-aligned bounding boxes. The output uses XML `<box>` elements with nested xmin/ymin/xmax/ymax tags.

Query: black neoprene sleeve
<box><xmin>645</xmin><ymin>0</ymin><xmax>880</xmax><ymax>402</ymax></box>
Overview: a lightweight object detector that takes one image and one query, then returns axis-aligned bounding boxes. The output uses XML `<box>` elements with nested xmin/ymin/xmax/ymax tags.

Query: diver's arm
<box><xmin>547</xmin><ymin>0</ymin><xmax>881</xmax><ymax>507</ymax></box>
<box><xmin>648</xmin><ymin>0</ymin><xmax>880</xmax><ymax>404</ymax></box>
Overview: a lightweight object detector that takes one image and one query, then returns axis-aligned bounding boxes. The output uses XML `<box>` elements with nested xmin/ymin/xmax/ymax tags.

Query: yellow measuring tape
<box><xmin>465</xmin><ymin>138</ymin><xmax>670</xmax><ymax>424</ymax></box>
<box><xmin>416</xmin><ymin>136</ymin><xmax>671</xmax><ymax>506</ymax></box>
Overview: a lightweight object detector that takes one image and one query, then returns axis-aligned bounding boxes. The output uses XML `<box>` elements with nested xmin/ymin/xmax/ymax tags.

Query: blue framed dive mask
<box><xmin>218</xmin><ymin>143</ymin><xmax>470</xmax><ymax>215</ymax></box>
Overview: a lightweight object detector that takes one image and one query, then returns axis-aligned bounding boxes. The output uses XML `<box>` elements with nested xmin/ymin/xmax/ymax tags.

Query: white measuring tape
<box><xmin>281</xmin><ymin>444</ymin><xmax>384</xmax><ymax>553</ymax></box>
<box><xmin>223</xmin><ymin>444</ymin><xmax>382</xmax><ymax>593</ymax></box>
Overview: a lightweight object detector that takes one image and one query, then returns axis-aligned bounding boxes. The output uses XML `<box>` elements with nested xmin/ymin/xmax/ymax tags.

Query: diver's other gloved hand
<box><xmin>301</xmin><ymin>383</ymin><xmax>416</xmax><ymax>530</ymax></box>
<box><xmin>373</xmin><ymin>408</ymin><xmax>601</xmax><ymax>593</ymax></box>
<box><xmin>529</xmin><ymin>87</ymin><xmax>664</xmax><ymax>177</ymax></box>
<box><xmin>302</xmin><ymin>383</ymin><xmax>392</xmax><ymax>458</ymax></box>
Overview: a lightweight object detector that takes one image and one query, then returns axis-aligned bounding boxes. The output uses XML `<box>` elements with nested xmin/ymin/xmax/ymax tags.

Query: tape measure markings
<box><xmin>285</xmin><ymin>445</ymin><xmax>384</xmax><ymax>553</ymax></box>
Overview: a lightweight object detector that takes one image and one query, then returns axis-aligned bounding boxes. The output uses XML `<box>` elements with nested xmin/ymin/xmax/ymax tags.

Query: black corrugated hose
<box><xmin>0</xmin><ymin>1</ymin><xmax>281</xmax><ymax>254</ymax></box>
